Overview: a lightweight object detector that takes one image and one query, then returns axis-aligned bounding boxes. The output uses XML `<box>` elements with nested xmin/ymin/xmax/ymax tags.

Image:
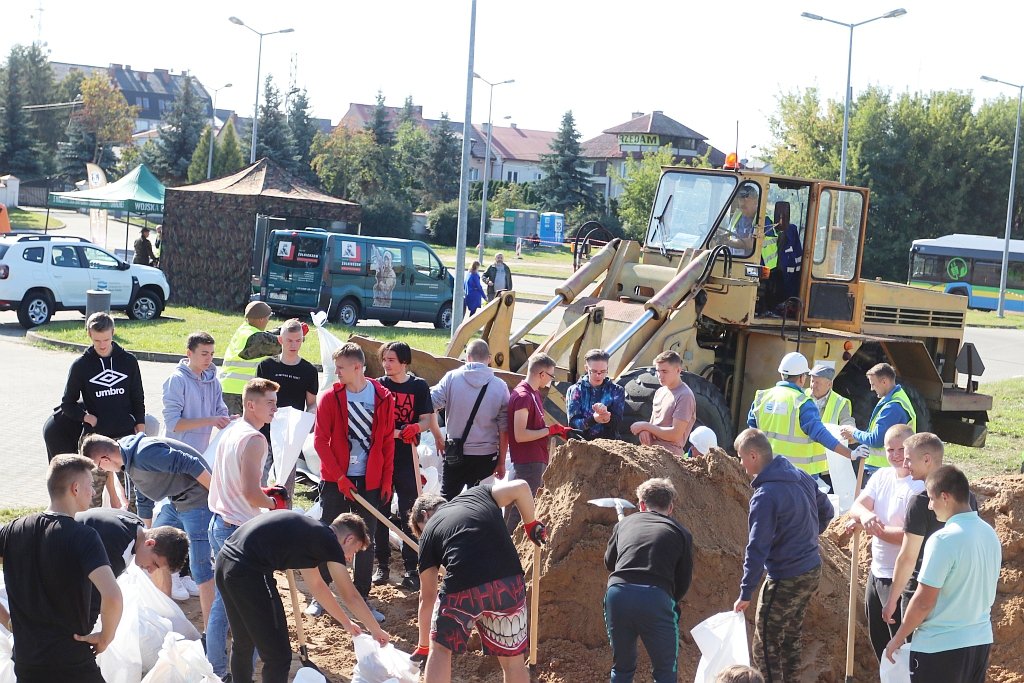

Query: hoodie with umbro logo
<box><xmin>60</xmin><ymin>342</ymin><xmax>146</xmax><ymax>438</ymax></box>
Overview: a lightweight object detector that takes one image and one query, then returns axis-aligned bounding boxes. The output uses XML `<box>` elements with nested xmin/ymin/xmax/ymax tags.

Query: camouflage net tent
<box><xmin>162</xmin><ymin>158</ymin><xmax>360</xmax><ymax>310</ymax></box>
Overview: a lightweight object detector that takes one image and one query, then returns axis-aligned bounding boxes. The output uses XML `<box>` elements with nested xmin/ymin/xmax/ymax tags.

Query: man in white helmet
<box><xmin>748</xmin><ymin>352</ymin><xmax>866</xmax><ymax>478</ymax></box>
<box><xmin>687</xmin><ymin>426</ymin><xmax>718</xmax><ymax>458</ymax></box>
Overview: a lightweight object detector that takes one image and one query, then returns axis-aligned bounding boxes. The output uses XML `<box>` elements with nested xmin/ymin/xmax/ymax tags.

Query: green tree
<box><xmin>0</xmin><ymin>46</ymin><xmax>45</xmax><ymax>177</ymax></box>
<box><xmin>398</xmin><ymin>95</ymin><xmax>418</xmax><ymax>125</ymax></box>
<box><xmin>311</xmin><ymin>126</ymin><xmax>357</xmax><ymax>197</ymax></box>
<box><xmin>214</xmin><ymin>123</ymin><xmax>246</xmax><ymax>177</ymax></box>
<box><xmin>57</xmin><ymin>116</ymin><xmax>118</xmax><ymax>180</ymax></box>
<box><xmin>254</xmin><ymin>75</ymin><xmax>297</xmax><ymax>169</ymax></box>
<box><xmin>422</xmin><ymin>113</ymin><xmax>460</xmax><ymax>207</ymax></box>
<box><xmin>360</xmin><ymin>196</ymin><xmax>414</xmax><ymax>240</ymax></box>
<box><xmin>487</xmin><ymin>182</ymin><xmax>537</xmax><ymax>218</ymax></box>
<box><xmin>428</xmin><ymin>199</ymin><xmax>481</xmax><ymax>247</ymax></box>
<box><xmin>393</xmin><ymin>119</ymin><xmax>429</xmax><ymax>208</ymax></box>
<box><xmin>535</xmin><ymin>110</ymin><xmax>597</xmax><ymax>214</ymax></box>
<box><xmin>287</xmin><ymin>88</ymin><xmax>319</xmax><ymax>183</ymax></box>
<box><xmin>17</xmin><ymin>43</ymin><xmax>59</xmax><ymax>172</ymax></box>
<box><xmin>612</xmin><ymin>143</ymin><xmax>675</xmax><ymax>240</ymax></box>
<box><xmin>187</xmin><ymin>125</ymin><xmax>214</xmax><ymax>183</ymax></box>
<box><xmin>365</xmin><ymin>90</ymin><xmax>395</xmax><ymax>148</ymax></box>
<box><xmin>149</xmin><ymin>75</ymin><xmax>207</xmax><ymax>184</ymax></box>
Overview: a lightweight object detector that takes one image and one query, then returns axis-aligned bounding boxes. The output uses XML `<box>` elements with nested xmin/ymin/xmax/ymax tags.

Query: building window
<box><xmin>593</xmin><ymin>160</ymin><xmax>608</xmax><ymax>176</ymax></box>
<box><xmin>506</xmin><ymin>170</ymin><xmax>519</xmax><ymax>182</ymax></box>
<box><xmin>135</xmin><ymin>96</ymin><xmax>143</xmax><ymax>107</ymax></box>
<box><xmin>469</xmin><ymin>168</ymin><xmax>480</xmax><ymax>181</ymax></box>
<box><xmin>535</xmin><ymin>172</ymin><xmax>543</xmax><ymax>180</ymax></box>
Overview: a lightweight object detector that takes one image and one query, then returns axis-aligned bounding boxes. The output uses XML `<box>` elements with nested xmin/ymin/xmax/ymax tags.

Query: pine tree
<box><xmin>187</xmin><ymin>126</ymin><xmax>214</xmax><ymax>182</ymax></box>
<box><xmin>18</xmin><ymin>43</ymin><xmax>58</xmax><ymax>173</ymax></box>
<box><xmin>287</xmin><ymin>88</ymin><xmax>319</xmax><ymax>183</ymax></box>
<box><xmin>150</xmin><ymin>75</ymin><xmax>207</xmax><ymax>184</ymax></box>
<box><xmin>398</xmin><ymin>95</ymin><xmax>417</xmax><ymax>125</ymax></box>
<box><xmin>57</xmin><ymin>117</ymin><xmax>117</xmax><ymax>180</ymax></box>
<box><xmin>422</xmin><ymin>113</ymin><xmax>460</xmax><ymax>207</ymax></box>
<box><xmin>365</xmin><ymin>90</ymin><xmax>394</xmax><ymax>148</ymax></box>
<box><xmin>394</xmin><ymin>119</ymin><xmax>429</xmax><ymax>208</ymax></box>
<box><xmin>214</xmin><ymin>123</ymin><xmax>246</xmax><ymax>177</ymax></box>
<box><xmin>536</xmin><ymin>110</ymin><xmax>597</xmax><ymax>214</ymax></box>
<box><xmin>254</xmin><ymin>76</ymin><xmax>298</xmax><ymax>169</ymax></box>
<box><xmin>0</xmin><ymin>47</ymin><xmax>45</xmax><ymax>177</ymax></box>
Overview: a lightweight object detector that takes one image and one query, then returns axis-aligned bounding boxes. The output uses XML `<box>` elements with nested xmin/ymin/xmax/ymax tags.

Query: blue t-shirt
<box><xmin>913</xmin><ymin>511</ymin><xmax>1001</xmax><ymax>653</ymax></box>
<box><xmin>346</xmin><ymin>382</ymin><xmax>376</xmax><ymax>476</ymax></box>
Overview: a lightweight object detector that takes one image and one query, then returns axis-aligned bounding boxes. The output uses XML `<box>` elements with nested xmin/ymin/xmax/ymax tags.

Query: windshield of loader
<box><xmin>645</xmin><ymin>171</ymin><xmax>737</xmax><ymax>252</ymax></box>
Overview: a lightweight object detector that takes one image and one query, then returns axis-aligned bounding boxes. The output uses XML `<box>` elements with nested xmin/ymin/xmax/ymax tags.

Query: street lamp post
<box><xmin>473</xmin><ymin>73</ymin><xmax>514</xmax><ymax>263</ymax></box>
<box><xmin>207</xmin><ymin>83</ymin><xmax>232</xmax><ymax>179</ymax></box>
<box><xmin>981</xmin><ymin>75</ymin><xmax>1023</xmax><ymax>318</ymax></box>
<box><xmin>801</xmin><ymin>8</ymin><xmax>907</xmax><ymax>185</ymax></box>
<box><xmin>229</xmin><ymin>16</ymin><xmax>294</xmax><ymax>164</ymax></box>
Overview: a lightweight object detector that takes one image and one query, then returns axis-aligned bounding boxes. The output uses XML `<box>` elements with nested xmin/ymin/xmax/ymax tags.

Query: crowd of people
<box><xmin>0</xmin><ymin>302</ymin><xmax>1002</xmax><ymax>683</ymax></box>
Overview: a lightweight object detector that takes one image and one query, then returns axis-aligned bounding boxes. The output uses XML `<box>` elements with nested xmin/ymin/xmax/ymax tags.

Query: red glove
<box><xmin>400</xmin><ymin>423</ymin><xmax>421</xmax><ymax>444</ymax></box>
<box><xmin>337</xmin><ymin>476</ymin><xmax>356</xmax><ymax>501</ymax></box>
<box><xmin>262</xmin><ymin>485</ymin><xmax>289</xmax><ymax>510</ymax></box>
<box><xmin>524</xmin><ymin>519</ymin><xmax>549</xmax><ymax>546</ymax></box>
<box><xmin>301</xmin><ymin>322</ymin><xmax>310</xmax><ymax>337</ymax></box>
<box><xmin>420</xmin><ymin>474</ymin><xmax>427</xmax><ymax>487</ymax></box>
<box><xmin>547</xmin><ymin>424</ymin><xmax>571</xmax><ymax>439</ymax></box>
<box><xmin>410</xmin><ymin>645</ymin><xmax>429</xmax><ymax>664</ymax></box>
<box><xmin>380</xmin><ymin>482</ymin><xmax>393</xmax><ymax>504</ymax></box>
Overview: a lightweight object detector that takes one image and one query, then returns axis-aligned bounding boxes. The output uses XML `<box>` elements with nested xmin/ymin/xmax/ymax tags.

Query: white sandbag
<box><xmin>141</xmin><ymin>633</ymin><xmax>221</xmax><ymax>683</ymax></box>
<box><xmin>421</xmin><ymin>466</ymin><xmax>440</xmax><ymax>496</ymax></box>
<box><xmin>691</xmin><ymin>611</ymin><xmax>750</xmax><ymax>683</ymax></box>
<box><xmin>293</xmin><ymin>668</ymin><xmax>328</xmax><ymax>682</ymax></box>
<box><xmin>879</xmin><ymin>644</ymin><xmax>911</xmax><ymax>683</ymax></box>
<box><xmin>299</xmin><ymin>433</ymin><xmax>322</xmax><ymax>483</ymax></box>
<box><xmin>270</xmin><ymin>407</ymin><xmax>316</xmax><ymax>486</ymax></box>
<box><xmin>201</xmin><ymin>425</ymin><xmax>230</xmax><ymax>469</ymax></box>
<box><xmin>824</xmin><ymin>424</ymin><xmax>856</xmax><ymax>513</ymax></box>
<box><xmin>312</xmin><ymin>311</ymin><xmax>345</xmax><ymax>392</ymax></box>
<box><xmin>350</xmin><ymin>634</ymin><xmax>419</xmax><ymax>683</ymax></box>
<box><xmin>305</xmin><ymin>498</ymin><xmax>323</xmax><ymax>522</ymax></box>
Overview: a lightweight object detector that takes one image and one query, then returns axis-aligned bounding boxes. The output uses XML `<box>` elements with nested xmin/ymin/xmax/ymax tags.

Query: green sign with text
<box><xmin>618</xmin><ymin>133</ymin><xmax>660</xmax><ymax>146</ymax></box>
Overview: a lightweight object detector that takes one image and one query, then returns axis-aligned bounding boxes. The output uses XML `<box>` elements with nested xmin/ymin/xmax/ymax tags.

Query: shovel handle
<box><xmin>529</xmin><ymin>544</ymin><xmax>541</xmax><ymax>666</ymax></box>
<box><xmin>286</xmin><ymin>569</ymin><xmax>307</xmax><ymax>648</ymax></box>
<box><xmin>845</xmin><ymin>457</ymin><xmax>867</xmax><ymax>679</ymax></box>
<box><xmin>351</xmin><ymin>491</ymin><xmax>420</xmax><ymax>553</ymax></box>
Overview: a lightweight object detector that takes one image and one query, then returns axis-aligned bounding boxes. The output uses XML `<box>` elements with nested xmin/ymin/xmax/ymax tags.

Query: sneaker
<box><xmin>401</xmin><ymin>572</ymin><xmax>420</xmax><ymax>591</ymax></box>
<box><xmin>170</xmin><ymin>572</ymin><xmax>189</xmax><ymax>602</ymax></box>
<box><xmin>372</xmin><ymin>567</ymin><xmax>390</xmax><ymax>586</ymax></box>
<box><xmin>369</xmin><ymin>606</ymin><xmax>386</xmax><ymax>624</ymax></box>
<box><xmin>181</xmin><ymin>575</ymin><xmax>200</xmax><ymax>597</ymax></box>
<box><xmin>304</xmin><ymin>599</ymin><xmax>324</xmax><ymax>617</ymax></box>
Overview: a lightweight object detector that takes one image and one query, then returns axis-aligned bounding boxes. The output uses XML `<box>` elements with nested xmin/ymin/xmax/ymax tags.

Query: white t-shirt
<box><xmin>208</xmin><ymin>419</ymin><xmax>268</xmax><ymax>526</ymax></box>
<box><xmin>862</xmin><ymin>467</ymin><xmax>925</xmax><ymax>578</ymax></box>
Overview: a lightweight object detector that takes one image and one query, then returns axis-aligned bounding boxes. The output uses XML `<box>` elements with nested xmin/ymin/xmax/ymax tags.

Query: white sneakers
<box><xmin>181</xmin><ymin>574</ymin><xmax>201</xmax><ymax>597</ymax></box>
<box><xmin>170</xmin><ymin>572</ymin><xmax>189</xmax><ymax>602</ymax></box>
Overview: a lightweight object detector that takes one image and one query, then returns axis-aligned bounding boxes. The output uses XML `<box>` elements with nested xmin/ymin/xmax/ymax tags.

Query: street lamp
<box><xmin>207</xmin><ymin>82</ymin><xmax>232</xmax><ymax>179</ymax></box>
<box><xmin>229</xmin><ymin>16</ymin><xmax>294</xmax><ymax>164</ymax></box>
<box><xmin>473</xmin><ymin>73</ymin><xmax>514</xmax><ymax>263</ymax></box>
<box><xmin>981</xmin><ymin>75</ymin><xmax>1023</xmax><ymax>318</ymax></box>
<box><xmin>801</xmin><ymin>8</ymin><xmax>907</xmax><ymax>185</ymax></box>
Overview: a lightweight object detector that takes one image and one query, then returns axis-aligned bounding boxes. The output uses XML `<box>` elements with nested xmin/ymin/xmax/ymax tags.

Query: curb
<box><xmin>27</xmin><ymin>330</ymin><xmax>190</xmax><ymax>365</ymax></box>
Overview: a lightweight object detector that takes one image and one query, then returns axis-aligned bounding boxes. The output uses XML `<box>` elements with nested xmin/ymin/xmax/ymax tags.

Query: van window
<box><xmin>332</xmin><ymin>237</ymin><xmax>365</xmax><ymax>273</ymax></box>
<box><xmin>412</xmin><ymin>245</ymin><xmax>443</xmax><ymax>279</ymax></box>
<box><xmin>273</xmin><ymin>235</ymin><xmax>324</xmax><ymax>270</ymax></box>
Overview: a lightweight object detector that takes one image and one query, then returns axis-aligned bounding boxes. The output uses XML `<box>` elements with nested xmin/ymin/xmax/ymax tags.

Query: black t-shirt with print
<box><xmin>219</xmin><ymin>510</ymin><xmax>346</xmax><ymax>574</ymax></box>
<box><xmin>418</xmin><ymin>485</ymin><xmax>524</xmax><ymax>594</ymax></box>
<box><xmin>257</xmin><ymin>356</ymin><xmax>319</xmax><ymax>439</ymax></box>
<box><xmin>380</xmin><ymin>374</ymin><xmax>433</xmax><ymax>461</ymax></box>
<box><xmin>0</xmin><ymin>513</ymin><xmax>110</xmax><ymax>669</ymax></box>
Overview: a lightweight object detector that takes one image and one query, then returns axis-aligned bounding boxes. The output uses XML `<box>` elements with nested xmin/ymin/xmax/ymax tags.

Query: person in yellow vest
<box><xmin>219</xmin><ymin>301</ymin><xmax>284</xmax><ymax>416</ymax></box>
<box><xmin>840</xmin><ymin>363</ymin><xmax>917</xmax><ymax>477</ymax></box>
<box><xmin>748</xmin><ymin>352</ymin><xmax>866</xmax><ymax>481</ymax></box>
<box><xmin>807</xmin><ymin>365</ymin><xmax>855</xmax><ymax>428</ymax></box>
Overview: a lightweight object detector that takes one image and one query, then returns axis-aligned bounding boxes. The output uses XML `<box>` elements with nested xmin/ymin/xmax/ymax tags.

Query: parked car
<box><xmin>0</xmin><ymin>234</ymin><xmax>171</xmax><ymax>328</ymax></box>
<box><xmin>256</xmin><ymin>230</ymin><xmax>455</xmax><ymax>328</ymax></box>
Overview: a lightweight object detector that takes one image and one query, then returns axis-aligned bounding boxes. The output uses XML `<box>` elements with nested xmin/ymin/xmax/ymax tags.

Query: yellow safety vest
<box><xmin>805</xmin><ymin>389</ymin><xmax>853</xmax><ymax>466</ymax></box>
<box><xmin>729</xmin><ymin>211</ymin><xmax>776</xmax><ymax>268</ymax></box>
<box><xmin>866</xmin><ymin>387</ymin><xmax>917</xmax><ymax>468</ymax></box>
<box><xmin>219</xmin><ymin>322</ymin><xmax>263</xmax><ymax>396</ymax></box>
<box><xmin>753</xmin><ymin>384</ymin><xmax>826</xmax><ymax>475</ymax></box>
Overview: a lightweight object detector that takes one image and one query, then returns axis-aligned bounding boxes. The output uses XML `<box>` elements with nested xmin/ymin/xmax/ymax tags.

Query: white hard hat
<box><xmin>689</xmin><ymin>426</ymin><xmax>718</xmax><ymax>455</ymax></box>
<box><xmin>778</xmin><ymin>352</ymin><xmax>811</xmax><ymax>376</ymax></box>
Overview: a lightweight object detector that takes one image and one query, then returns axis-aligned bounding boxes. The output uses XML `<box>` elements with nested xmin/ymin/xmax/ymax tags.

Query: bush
<box><xmin>359</xmin><ymin>196</ymin><xmax>413</xmax><ymax>240</ymax></box>
<box><xmin>427</xmin><ymin>199</ymin><xmax>481</xmax><ymax>247</ymax></box>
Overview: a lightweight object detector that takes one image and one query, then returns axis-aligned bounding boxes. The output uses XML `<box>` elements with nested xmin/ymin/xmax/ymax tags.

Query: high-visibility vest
<box><xmin>753</xmin><ymin>384</ymin><xmax>826</xmax><ymax>475</ymax></box>
<box><xmin>729</xmin><ymin>211</ymin><xmax>777</xmax><ymax>268</ymax></box>
<box><xmin>219</xmin><ymin>322</ymin><xmax>262</xmax><ymax>396</ymax></box>
<box><xmin>866</xmin><ymin>387</ymin><xmax>917</xmax><ymax>468</ymax></box>
<box><xmin>805</xmin><ymin>389</ymin><xmax>853</xmax><ymax>465</ymax></box>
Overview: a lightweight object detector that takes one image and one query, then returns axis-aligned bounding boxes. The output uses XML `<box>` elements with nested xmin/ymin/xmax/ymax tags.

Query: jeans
<box><xmin>505</xmin><ymin>461</ymin><xmax>546</xmax><ymax>533</ymax></box>
<box><xmin>604</xmin><ymin>583</ymin><xmax>679</xmax><ymax>683</ymax></box>
<box><xmin>207</xmin><ymin>513</ymin><xmax>239</xmax><ymax>677</ymax></box>
<box><xmin>319</xmin><ymin>479</ymin><xmax>380</xmax><ymax>597</ymax></box>
<box><xmin>154</xmin><ymin>504</ymin><xmax>214</xmax><ymax>584</ymax></box>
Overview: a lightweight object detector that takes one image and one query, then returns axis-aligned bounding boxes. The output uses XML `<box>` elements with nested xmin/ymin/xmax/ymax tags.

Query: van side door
<box><xmin>409</xmin><ymin>245</ymin><xmax>447</xmax><ymax>322</ymax></box>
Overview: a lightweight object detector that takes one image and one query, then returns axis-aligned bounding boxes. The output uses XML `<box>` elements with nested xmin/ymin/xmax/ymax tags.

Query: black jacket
<box><xmin>605</xmin><ymin>510</ymin><xmax>693</xmax><ymax>602</ymax></box>
<box><xmin>61</xmin><ymin>342</ymin><xmax>146</xmax><ymax>438</ymax></box>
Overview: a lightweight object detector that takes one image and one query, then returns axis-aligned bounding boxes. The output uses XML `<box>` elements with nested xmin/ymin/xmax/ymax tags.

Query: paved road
<box><xmin>964</xmin><ymin>327</ymin><xmax>1024</xmax><ymax>384</ymax></box>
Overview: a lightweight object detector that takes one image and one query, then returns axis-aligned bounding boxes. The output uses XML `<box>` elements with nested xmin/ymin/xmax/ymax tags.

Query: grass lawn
<box><xmin>965</xmin><ymin>309</ymin><xmax>1024</xmax><ymax>329</ymax></box>
<box><xmin>945</xmin><ymin>376</ymin><xmax>1024</xmax><ymax>479</ymax></box>
<box><xmin>32</xmin><ymin>305</ymin><xmax>458</xmax><ymax>360</ymax></box>
<box><xmin>432</xmin><ymin>244</ymin><xmax>574</xmax><ymax>279</ymax></box>
<box><xmin>8</xmin><ymin>207</ymin><xmax>66</xmax><ymax>230</ymax></box>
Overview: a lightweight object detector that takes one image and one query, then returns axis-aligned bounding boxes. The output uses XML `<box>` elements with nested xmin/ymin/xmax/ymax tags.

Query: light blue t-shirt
<box><xmin>345</xmin><ymin>382</ymin><xmax>376</xmax><ymax>477</ymax></box>
<box><xmin>912</xmin><ymin>510</ymin><xmax>1001</xmax><ymax>653</ymax></box>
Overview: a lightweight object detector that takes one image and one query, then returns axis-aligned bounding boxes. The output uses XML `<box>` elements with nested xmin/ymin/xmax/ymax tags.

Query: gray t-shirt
<box><xmin>494</xmin><ymin>266</ymin><xmax>508</xmax><ymax>291</ymax></box>
<box><xmin>346</xmin><ymin>382</ymin><xmax>376</xmax><ymax>476</ymax></box>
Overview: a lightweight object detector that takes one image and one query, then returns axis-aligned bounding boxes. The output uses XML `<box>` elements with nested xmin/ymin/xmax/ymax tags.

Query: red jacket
<box><xmin>314</xmin><ymin>378</ymin><xmax>395</xmax><ymax>491</ymax></box>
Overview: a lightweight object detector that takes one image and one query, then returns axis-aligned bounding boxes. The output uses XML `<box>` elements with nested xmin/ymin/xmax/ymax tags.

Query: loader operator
<box><xmin>748</xmin><ymin>352</ymin><xmax>867</xmax><ymax>480</ymax></box>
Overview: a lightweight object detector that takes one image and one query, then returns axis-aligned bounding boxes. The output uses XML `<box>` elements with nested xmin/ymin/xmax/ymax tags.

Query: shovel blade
<box><xmin>587</xmin><ymin>497</ymin><xmax>636</xmax><ymax>509</ymax></box>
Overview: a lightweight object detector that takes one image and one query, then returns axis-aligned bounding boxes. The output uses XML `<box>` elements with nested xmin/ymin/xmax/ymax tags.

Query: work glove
<box><xmin>301</xmin><ymin>322</ymin><xmax>309</xmax><ymax>337</ymax></box>
<box><xmin>262</xmin><ymin>485</ymin><xmax>289</xmax><ymax>510</ymax></box>
<box><xmin>547</xmin><ymin>423</ymin><xmax>571</xmax><ymax>439</ymax></box>
<box><xmin>400</xmin><ymin>423</ymin><xmax>421</xmax><ymax>444</ymax></box>
<box><xmin>524</xmin><ymin>519</ymin><xmax>549</xmax><ymax>546</ymax></box>
<box><xmin>411</xmin><ymin>645</ymin><xmax>430</xmax><ymax>665</ymax></box>
<box><xmin>851</xmin><ymin>444</ymin><xmax>870</xmax><ymax>461</ymax></box>
<box><xmin>337</xmin><ymin>475</ymin><xmax>357</xmax><ymax>501</ymax></box>
<box><xmin>380</xmin><ymin>481</ymin><xmax>393</xmax><ymax>504</ymax></box>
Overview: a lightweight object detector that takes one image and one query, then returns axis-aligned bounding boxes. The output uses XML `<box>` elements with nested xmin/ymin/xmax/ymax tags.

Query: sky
<box><xmin>4</xmin><ymin>0</ymin><xmax>1023</xmax><ymax>158</ymax></box>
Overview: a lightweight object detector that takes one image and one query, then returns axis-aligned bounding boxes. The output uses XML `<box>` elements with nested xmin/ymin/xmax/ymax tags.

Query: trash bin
<box><xmin>86</xmin><ymin>289</ymin><xmax>112</xmax><ymax>318</ymax></box>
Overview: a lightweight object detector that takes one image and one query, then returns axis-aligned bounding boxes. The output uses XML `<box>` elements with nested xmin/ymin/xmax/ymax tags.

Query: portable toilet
<box><xmin>503</xmin><ymin>209</ymin><xmax>539</xmax><ymax>246</ymax></box>
<box><xmin>0</xmin><ymin>204</ymin><xmax>10</xmax><ymax>234</ymax></box>
<box><xmin>539</xmin><ymin>212</ymin><xmax>565</xmax><ymax>245</ymax></box>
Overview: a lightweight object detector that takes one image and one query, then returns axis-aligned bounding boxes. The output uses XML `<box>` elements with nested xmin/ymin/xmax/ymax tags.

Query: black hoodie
<box><xmin>60</xmin><ymin>342</ymin><xmax>146</xmax><ymax>438</ymax></box>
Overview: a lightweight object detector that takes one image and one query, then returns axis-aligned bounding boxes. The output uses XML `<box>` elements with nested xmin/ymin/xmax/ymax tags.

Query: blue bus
<box><xmin>909</xmin><ymin>233</ymin><xmax>1024</xmax><ymax>311</ymax></box>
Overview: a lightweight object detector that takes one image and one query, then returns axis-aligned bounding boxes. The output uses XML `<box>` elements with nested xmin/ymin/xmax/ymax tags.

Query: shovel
<box><xmin>845</xmin><ymin>456</ymin><xmax>868</xmax><ymax>683</ymax></box>
<box><xmin>587</xmin><ymin>497</ymin><xmax>636</xmax><ymax>521</ymax></box>
<box><xmin>286</xmin><ymin>569</ymin><xmax>322</xmax><ymax>673</ymax></box>
<box><xmin>351</xmin><ymin>491</ymin><xmax>420</xmax><ymax>553</ymax></box>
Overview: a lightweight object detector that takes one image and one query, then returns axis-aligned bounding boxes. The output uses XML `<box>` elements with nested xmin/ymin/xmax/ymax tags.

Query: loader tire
<box><xmin>617</xmin><ymin>368</ymin><xmax>735</xmax><ymax>452</ymax></box>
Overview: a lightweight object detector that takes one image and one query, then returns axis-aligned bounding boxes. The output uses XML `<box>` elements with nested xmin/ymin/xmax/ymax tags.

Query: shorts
<box><xmin>431</xmin><ymin>574</ymin><xmax>528</xmax><ymax>657</ymax></box>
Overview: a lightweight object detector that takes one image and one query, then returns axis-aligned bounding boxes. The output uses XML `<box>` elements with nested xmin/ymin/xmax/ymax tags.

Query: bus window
<box><xmin>812</xmin><ymin>189</ymin><xmax>863</xmax><ymax>281</ymax></box>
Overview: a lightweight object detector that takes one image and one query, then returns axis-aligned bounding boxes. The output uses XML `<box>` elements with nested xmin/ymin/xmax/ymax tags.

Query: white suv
<box><xmin>0</xmin><ymin>234</ymin><xmax>171</xmax><ymax>328</ymax></box>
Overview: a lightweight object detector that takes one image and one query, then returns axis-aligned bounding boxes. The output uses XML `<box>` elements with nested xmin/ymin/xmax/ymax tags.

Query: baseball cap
<box><xmin>245</xmin><ymin>301</ymin><xmax>272</xmax><ymax>320</ymax></box>
<box><xmin>809</xmin><ymin>364</ymin><xmax>836</xmax><ymax>381</ymax></box>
